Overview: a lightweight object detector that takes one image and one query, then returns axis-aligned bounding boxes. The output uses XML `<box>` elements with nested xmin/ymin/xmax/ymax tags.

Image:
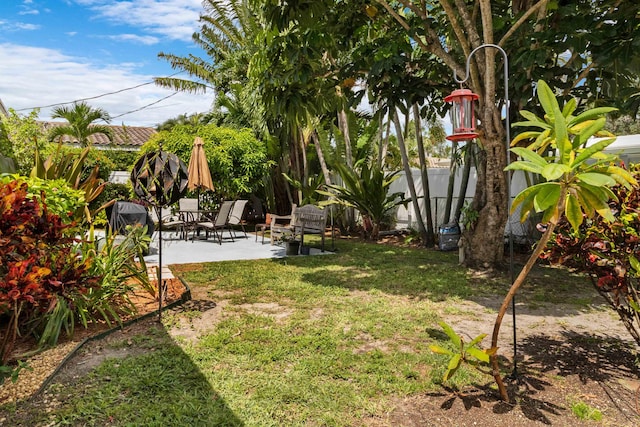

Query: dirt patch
<box><xmin>236</xmin><ymin>302</ymin><xmax>294</xmax><ymax>322</ymax></box>
<box><xmin>166</xmin><ymin>299</ymin><xmax>224</xmax><ymax>343</ymax></box>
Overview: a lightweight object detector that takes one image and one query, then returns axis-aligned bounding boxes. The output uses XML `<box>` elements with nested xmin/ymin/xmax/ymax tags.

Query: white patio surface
<box><xmin>143</xmin><ymin>231</ymin><xmax>332</xmax><ymax>266</ymax></box>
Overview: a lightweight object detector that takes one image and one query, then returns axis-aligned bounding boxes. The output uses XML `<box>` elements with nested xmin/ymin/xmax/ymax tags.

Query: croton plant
<box><xmin>0</xmin><ymin>179</ymin><xmax>102</xmax><ymax>364</ymax></box>
<box><xmin>541</xmin><ymin>164</ymin><xmax>640</xmax><ymax>346</ymax></box>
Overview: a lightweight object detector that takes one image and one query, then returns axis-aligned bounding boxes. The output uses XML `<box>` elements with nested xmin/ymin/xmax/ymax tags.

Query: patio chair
<box><xmin>292</xmin><ymin>204</ymin><xmax>328</xmax><ymax>252</ymax></box>
<box><xmin>149</xmin><ymin>206</ymin><xmax>186</xmax><ymax>240</ymax></box>
<box><xmin>197</xmin><ymin>200</ymin><xmax>235</xmax><ymax>244</ymax></box>
<box><xmin>269</xmin><ymin>204</ymin><xmax>297</xmax><ymax>245</ymax></box>
<box><xmin>255</xmin><ymin>213</ymin><xmax>273</xmax><ymax>244</ymax></box>
<box><xmin>178</xmin><ymin>197</ymin><xmax>203</xmax><ymax>240</ymax></box>
<box><xmin>228</xmin><ymin>199</ymin><xmax>249</xmax><ymax>238</ymax></box>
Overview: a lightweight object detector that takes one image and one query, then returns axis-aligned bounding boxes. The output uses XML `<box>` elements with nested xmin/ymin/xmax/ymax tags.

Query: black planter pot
<box><xmin>285</xmin><ymin>241</ymin><xmax>300</xmax><ymax>256</ymax></box>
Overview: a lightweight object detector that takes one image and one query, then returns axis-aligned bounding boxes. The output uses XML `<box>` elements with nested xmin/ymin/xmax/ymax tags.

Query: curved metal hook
<box><xmin>453</xmin><ymin>43</ymin><xmax>507</xmax><ymax>85</ymax></box>
<box><xmin>451</xmin><ymin>43</ymin><xmax>510</xmax><ymax>153</ymax></box>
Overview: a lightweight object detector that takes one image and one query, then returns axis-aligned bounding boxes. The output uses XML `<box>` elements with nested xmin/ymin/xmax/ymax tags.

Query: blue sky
<box><xmin>0</xmin><ymin>0</ymin><xmax>213</xmax><ymax>127</ymax></box>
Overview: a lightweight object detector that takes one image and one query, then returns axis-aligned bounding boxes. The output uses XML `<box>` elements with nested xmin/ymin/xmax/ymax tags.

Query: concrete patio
<box><xmin>143</xmin><ymin>231</ymin><xmax>332</xmax><ymax>265</ymax></box>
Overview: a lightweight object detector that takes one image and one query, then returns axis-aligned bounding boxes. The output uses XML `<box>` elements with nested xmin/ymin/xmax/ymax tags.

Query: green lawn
<box><xmin>1</xmin><ymin>238</ymin><xmax>596</xmax><ymax>426</ymax></box>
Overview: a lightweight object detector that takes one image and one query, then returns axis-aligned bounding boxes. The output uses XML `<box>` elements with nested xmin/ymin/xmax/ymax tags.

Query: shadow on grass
<box><xmin>518</xmin><ymin>330</ymin><xmax>640</xmax><ymax>383</ymax></box>
<box><xmin>2</xmin><ymin>318</ymin><xmax>243</xmax><ymax>427</ymax></box>
<box><xmin>509</xmin><ymin>331</ymin><xmax>639</xmax><ymax>424</ymax></box>
<box><xmin>279</xmin><ymin>240</ymin><xmax>610</xmax><ymax>316</ymax></box>
<box><xmin>424</xmin><ymin>331</ymin><xmax>640</xmax><ymax>426</ymax></box>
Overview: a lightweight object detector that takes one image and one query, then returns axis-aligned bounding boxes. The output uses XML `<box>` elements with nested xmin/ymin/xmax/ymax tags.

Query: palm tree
<box><xmin>49</xmin><ymin>102</ymin><xmax>114</xmax><ymax>147</ymax></box>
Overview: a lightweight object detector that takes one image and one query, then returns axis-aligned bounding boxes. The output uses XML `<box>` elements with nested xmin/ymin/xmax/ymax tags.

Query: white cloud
<box><xmin>0</xmin><ymin>20</ymin><xmax>40</xmax><ymax>31</ymax></box>
<box><xmin>76</xmin><ymin>0</ymin><xmax>202</xmax><ymax>42</ymax></box>
<box><xmin>0</xmin><ymin>43</ymin><xmax>213</xmax><ymax>127</ymax></box>
<box><xmin>14</xmin><ymin>22</ymin><xmax>40</xmax><ymax>30</ymax></box>
<box><xmin>18</xmin><ymin>9</ymin><xmax>39</xmax><ymax>16</ymax></box>
<box><xmin>19</xmin><ymin>0</ymin><xmax>40</xmax><ymax>15</ymax></box>
<box><xmin>106</xmin><ymin>34</ymin><xmax>160</xmax><ymax>45</ymax></box>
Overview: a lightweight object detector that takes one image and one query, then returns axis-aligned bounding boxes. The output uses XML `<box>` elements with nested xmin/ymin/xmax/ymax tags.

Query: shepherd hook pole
<box><xmin>453</xmin><ymin>43</ymin><xmax>517</xmax><ymax>379</ymax></box>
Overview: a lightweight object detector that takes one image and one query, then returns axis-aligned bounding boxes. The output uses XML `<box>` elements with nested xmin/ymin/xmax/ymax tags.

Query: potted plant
<box><xmin>281</xmin><ymin>232</ymin><xmax>300</xmax><ymax>256</ymax></box>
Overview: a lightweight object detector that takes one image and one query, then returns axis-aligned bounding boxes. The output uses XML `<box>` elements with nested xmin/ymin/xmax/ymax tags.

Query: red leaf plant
<box><xmin>0</xmin><ymin>180</ymin><xmax>102</xmax><ymax>363</ymax></box>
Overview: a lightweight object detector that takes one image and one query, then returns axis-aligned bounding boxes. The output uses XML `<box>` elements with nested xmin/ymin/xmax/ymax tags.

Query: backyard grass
<box><xmin>0</xmin><ymin>238</ymin><xmax>614</xmax><ymax>426</ymax></box>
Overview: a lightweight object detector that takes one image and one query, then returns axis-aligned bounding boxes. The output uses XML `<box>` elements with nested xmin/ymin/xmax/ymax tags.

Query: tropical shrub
<box><xmin>541</xmin><ymin>164</ymin><xmax>640</xmax><ymax>346</ymax></box>
<box><xmin>142</xmin><ymin>124</ymin><xmax>270</xmax><ymax>200</ymax></box>
<box><xmin>0</xmin><ymin>180</ymin><xmax>102</xmax><ymax>363</ymax></box>
<box><xmin>0</xmin><ymin>175</ymin><xmax>85</xmax><ymax>223</ymax></box>
<box><xmin>84</xmin><ymin>225</ymin><xmax>153</xmax><ymax>325</ymax></box>
<box><xmin>40</xmin><ymin>144</ymin><xmax>117</xmax><ymax>182</ymax></box>
<box><xmin>0</xmin><ymin>180</ymin><xmax>153</xmax><ymax>370</ymax></box>
<box><xmin>432</xmin><ymin>80</ymin><xmax>636</xmax><ymax>402</ymax></box>
<box><xmin>318</xmin><ymin>159</ymin><xmax>408</xmax><ymax>239</ymax></box>
<box><xmin>0</xmin><ymin>109</ymin><xmax>47</xmax><ymax>175</ymax></box>
<box><xmin>31</xmin><ymin>143</ymin><xmax>109</xmax><ymax>227</ymax></box>
<box><xmin>490</xmin><ymin>80</ymin><xmax>636</xmax><ymax>400</ymax></box>
<box><xmin>282</xmin><ymin>173</ymin><xmax>325</xmax><ymax>205</ymax></box>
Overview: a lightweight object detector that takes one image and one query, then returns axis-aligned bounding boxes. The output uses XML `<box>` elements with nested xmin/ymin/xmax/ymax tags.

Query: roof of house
<box><xmin>41</xmin><ymin>121</ymin><xmax>157</xmax><ymax>148</ymax></box>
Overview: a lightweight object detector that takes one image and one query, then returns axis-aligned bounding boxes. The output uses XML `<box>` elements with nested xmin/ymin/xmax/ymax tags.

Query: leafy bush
<box><xmin>1</xmin><ymin>175</ymin><xmax>85</xmax><ymax>223</ymax></box>
<box><xmin>0</xmin><ymin>180</ymin><xmax>152</xmax><ymax>370</ymax></box>
<box><xmin>0</xmin><ymin>109</ymin><xmax>47</xmax><ymax>175</ymax></box>
<box><xmin>100</xmin><ymin>149</ymin><xmax>140</xmax><ymax>173</ymax></box>
<box><xmin>541</xmin><ymin>164</ymin><xmax>640</xmax><ymax>346</ymax></box>
<box><xmin>91</xmin><ymin>182</ymin><xmax>132</xmax><ymax>211</ymax></box>
<box><xmin>0</xmin><ymin>180</ymin><xmax>102</xmax><ymax>363</ymax></box>
<box><xmin>142</xmin><ymin>124</ymin><xmax>269</xmax><ymax>200</ymax></box>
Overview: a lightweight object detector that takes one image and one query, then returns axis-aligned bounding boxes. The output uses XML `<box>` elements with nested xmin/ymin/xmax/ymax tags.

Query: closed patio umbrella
<box><xmin>187</xmin><ymin>136</ymin><xmax>215</xmax><ymax>208</ymax></box>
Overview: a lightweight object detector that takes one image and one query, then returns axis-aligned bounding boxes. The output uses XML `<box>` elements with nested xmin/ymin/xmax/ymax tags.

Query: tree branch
<box><xmin>375</xmin><ymin>0</ymin><xmax>429</xmax><ymax>53</ymax></box>
<box><xmin>479</xmin><ymin>0</ymin><xmax>496</xmax><ymax>105</ymax></box>
<box><xmin>375</xmin><ymin>0</ymin><xmax>465</xmax><ymax>78</ymax></box>
<box><xmin>566</xmin><ymin>63</ymin><xmax>595</xmax><ymax>95</ymax></box>
<box><xmin>498</xmin><ymin>0</ymin><xmax>548</xmax><ymax>47</ymax></box>
<box><xmin>452</xmin><ymin>0</ymin><xmax>482</xmax><ymax>51</ymax></box>
<box><xmin>398</xmin><ymin>0</ymin><xmax>427</xmax><ymax>19</ymax></box>
<box><xmin>439</xmin><ymin>0</ymin><xmax>471</xmax><ymax>59</ymax></box>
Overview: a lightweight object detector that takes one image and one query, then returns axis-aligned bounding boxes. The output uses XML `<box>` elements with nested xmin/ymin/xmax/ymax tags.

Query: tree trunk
<box><xmin>337</xmin><ymin>109</ymin><xmax>353</xmax><ymax>168</ymax></box>
<box><xmin>299</xmin><ymin>128</ymin><xmax>308</xmax><ymax>202</ymax></box>
<box><xmin>381</xmin><ymin>114</ymin><xmax>391</xmax><ymax>166</ymax></box>
<box><xmin>462</xmin><ymin>130</ymin><xmax>508</xmax><ymax>268</ymax></box>
<box><xmin>490</xmin><ymin>214</ymin><xmax>560</xmax><ymax>402</ymax></box>
<box><xmin>443</xmin><ymin>141</ymin><xmax>457</xmax><ymax>225</ymax></box>
<box><xmin>454</xmin><ymin>143</ymin><xmax>474</xmax><ymax>223</ymax></box>
<box><xmin>376</xmin><ymin>101</ymin><xmax>387</xmax><ymax>168</ymax></box>
<box><xmin>412</xmin><ymin>103</ymin><xmax>435</xmax><ymax>245</ymax></box>
<box><xmin>311</xmin><ymin>131</ymin><xmax>332</xmax><ymax>187</ymax></box>
<box><xmin>393</xmin><ymin>108</ymin><xmax>428</xmax><ymax>238</ymax></box>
